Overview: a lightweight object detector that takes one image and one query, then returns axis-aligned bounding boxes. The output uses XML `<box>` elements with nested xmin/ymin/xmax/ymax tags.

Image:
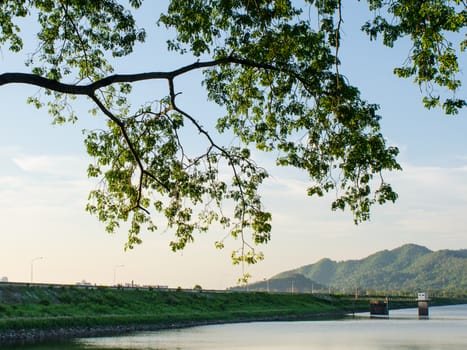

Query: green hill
<box><xmin>235</xmin><ymin>274</ymin><xmax>327</xmax><ymax>293</ymax></box>
<box><xmin>243</xmin><ymin>244</ymin><xmax>467</xmax><ymax>294</ymax></box>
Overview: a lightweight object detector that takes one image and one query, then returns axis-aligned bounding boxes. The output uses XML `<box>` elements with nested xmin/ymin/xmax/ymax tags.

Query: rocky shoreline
<box><xmin>0</xmin><ymin>312</ymin><xmax>349</xmax><ymax>345</ymax></box>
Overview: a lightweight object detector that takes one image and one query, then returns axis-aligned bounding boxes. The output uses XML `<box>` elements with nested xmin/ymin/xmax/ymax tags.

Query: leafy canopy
<box><xmin>0</xmin><ymin>0</ymin><xmax>465</xmax><ymax>275</ymax></box>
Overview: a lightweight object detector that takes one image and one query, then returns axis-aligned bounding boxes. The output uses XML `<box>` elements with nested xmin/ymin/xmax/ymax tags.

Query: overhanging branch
<box><xmin>0</xmin><ymin>56</ymin><xmax>309</xmax><ymax>94</ymax></box>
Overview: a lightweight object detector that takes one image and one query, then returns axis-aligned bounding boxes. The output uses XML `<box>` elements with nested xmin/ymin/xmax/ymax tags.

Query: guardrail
<box><xmin>0</xmin><ymin>280</ymin><xmax>232</xmax><ymax>294</ymax></box>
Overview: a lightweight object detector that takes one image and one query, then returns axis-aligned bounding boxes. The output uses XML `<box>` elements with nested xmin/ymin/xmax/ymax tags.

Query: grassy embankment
<box><xmin>1</xmin><ymin>284</ymin><xmax>466</xmax><ymax>337</ymax></box>
<box><xmin>0</xmin><ymin>284</ymin><xmax>363</xmax><ymax>334</ymax></box>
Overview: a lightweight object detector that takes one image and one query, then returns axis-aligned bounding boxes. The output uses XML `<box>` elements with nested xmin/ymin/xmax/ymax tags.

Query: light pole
<box><xmin>30</xmin><ymin>257</ymin><xmax>43</xmax><ymax>283</ymax></box>
<box><xmin>113</xmin><ymin>264</ymin><xmax>124</xmax><ymax>286</ymax></box>
<box><xmin>264</xmin><ymin>278</ymin><xmax>270</xmax><ymax>293</ymax></box>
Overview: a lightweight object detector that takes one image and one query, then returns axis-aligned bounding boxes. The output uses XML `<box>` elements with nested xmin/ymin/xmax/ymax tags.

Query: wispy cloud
<box><xmin>12</xmin><ymin>154</ymin><xmax>88</xmax><ymax>177</ymax></box>
<box><xmin>0</xmin><ymin>151</ymin><xmax>93</xmax><ymax>211</ymax></box>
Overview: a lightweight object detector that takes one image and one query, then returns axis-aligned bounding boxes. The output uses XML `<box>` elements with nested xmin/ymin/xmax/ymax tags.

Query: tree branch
<box><xmin>167</xmin><ymin>77</ymin><xmax>249</xmax><ymax>209</ymax></box>
<box><xmin>89</xmin><ymin>93</ymin><xmax>169</xmax><ymax>211</ymax></box>
<box><xmin>335</xmin><ymin>0</ymin><xmax>343</xmax><ymax>91</ymax></box>
<box><xmin>167</xmin><ymin>75</ymin><xmax>266</xmax><ymax>264</ymax></box>
<box><xmin>0</xmin><ymin>56</ymin><xmax>311</xmax><ymax>94</ymax></box>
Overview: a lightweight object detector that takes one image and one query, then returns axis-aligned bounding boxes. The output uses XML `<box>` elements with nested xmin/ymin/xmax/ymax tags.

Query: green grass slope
<box><xmin>0</xmin><ymin>284</ymin><xmax>355</xmax><ymax>338</ymax></box>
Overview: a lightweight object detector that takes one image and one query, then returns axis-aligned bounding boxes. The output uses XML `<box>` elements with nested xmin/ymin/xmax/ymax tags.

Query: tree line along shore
<box><xmin>1</xmin><ymin>284</ymin><xmax>466</xmax><ymax>344</ymax></box>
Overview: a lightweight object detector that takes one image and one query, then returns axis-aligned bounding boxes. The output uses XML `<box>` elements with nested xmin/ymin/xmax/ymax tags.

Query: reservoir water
<box><xmin>5</xmin><ymin>304</ymin><xmax>467</xmax><ymax>349</ymax></box>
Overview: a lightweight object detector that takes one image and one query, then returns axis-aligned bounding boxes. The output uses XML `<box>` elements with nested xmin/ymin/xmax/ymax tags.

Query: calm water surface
<box><xmin>7</xmin><ymin>304</ymin><xmax>467</xmax><ymax>350</ymax></box>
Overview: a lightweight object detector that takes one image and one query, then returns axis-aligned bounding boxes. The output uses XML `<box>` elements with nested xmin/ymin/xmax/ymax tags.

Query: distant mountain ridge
<box><xmin>239</xmin><ymin>244</ymin><xmax>467</xmax><ymax>293</ymax></box>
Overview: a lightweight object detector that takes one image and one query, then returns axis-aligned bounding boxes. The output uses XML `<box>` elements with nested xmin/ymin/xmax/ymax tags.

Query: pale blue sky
<box><xmin>0</xmin><ymin>1</ymin><xmax>466</xmax><ymax>289</ymax></box>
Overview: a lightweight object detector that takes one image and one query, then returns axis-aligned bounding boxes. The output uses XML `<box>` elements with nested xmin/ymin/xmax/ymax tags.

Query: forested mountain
<box><xmin>239</xmin><ymin>244</ymin><xmax>467</xmax><ymax>294</ymax></box>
